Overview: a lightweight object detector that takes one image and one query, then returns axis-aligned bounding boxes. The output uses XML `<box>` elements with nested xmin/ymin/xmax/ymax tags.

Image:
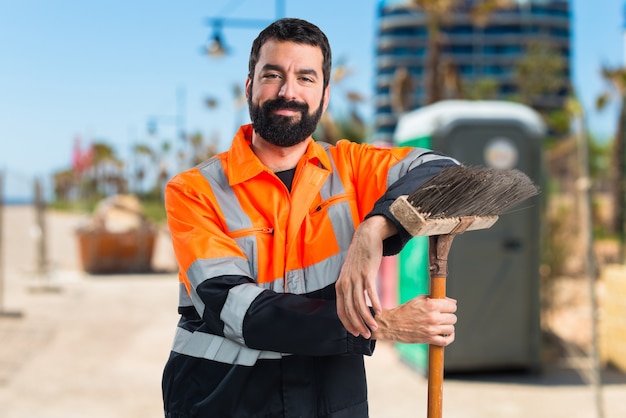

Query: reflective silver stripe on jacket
<box><xmin>258</xmin><ymin>251</ymin><xmax>346</xmax><ymax>294</ymax></box>
<box><xmin>318</xmin><ymin>142</ymin><xmax>347</xmax><ymax>200</ymax></box>
<box><xmin>172</xmin><ymin>327</ymin><xmax>283</xmax><ymax>366</ymax></box>
<box><xmin>318</xmin><ymin>142</ymin><xmax>355</xmax><ymax>253</ymax></box>
<box><xmin>199</xmin><ymin>158</ymin><xmax>254</xmax><ymax>231</ymax></box>
<box><xmin>387</xmin><ymin>148</ymin><xmax>460</xmax><ymax>186</ymax></box>
<box><xmin>221</xmin><ymin>283</ymin><xmax>265</xmax><ymax>345</ymax></box>
<box><xmin>199</xmin><ymin>158</ymin><xmax>260</xmax><ymax>279</ymax></box>
<box><xmin>185</xmin><ymin>256</ymin><xmax>252</xmax><ymax>315</ymax></box>
<box><xmin>178</xmin><ymin>282</ymin><xmax>193</xmax><ymax>307</ymax></box>
<box><xmin>232</xmin><ymin>234</ymin><xmax>260</xmax><ymax>280</ymax></box>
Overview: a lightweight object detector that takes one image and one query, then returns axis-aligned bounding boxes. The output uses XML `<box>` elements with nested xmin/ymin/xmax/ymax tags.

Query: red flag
<box><xmin>72</xmin><ymin>136</ymin><xmax>82</xmax><ymax>172</ymax></box>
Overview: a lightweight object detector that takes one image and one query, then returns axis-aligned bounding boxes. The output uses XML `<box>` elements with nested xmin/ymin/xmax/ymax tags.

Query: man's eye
<box><xmin>263</xmin><ymin>73</ymin><xmax>280</xmax><ymax>79</ymax></box>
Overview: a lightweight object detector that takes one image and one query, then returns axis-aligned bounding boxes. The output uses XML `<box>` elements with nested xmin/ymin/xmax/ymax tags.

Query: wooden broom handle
<box><xmin>428</xmin><ymin>275</ymin><xmax>446</xmax><ymax>418</ymax></box>
<box><xmin>427</xmin><ymin>231</ymin><xmax>459</xmax><ymax>418</ymax></box>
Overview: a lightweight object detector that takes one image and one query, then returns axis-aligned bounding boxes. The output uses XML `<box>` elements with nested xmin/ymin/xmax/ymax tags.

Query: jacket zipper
<box><xmin>312</xmin><ymin>192</ymin><xmax>353</xmax><ymax>213</ymax></box>
<box><xmin>229</xmin><ymin>227</ymin><xmax>274</xmax><ymax>239</ymax></box>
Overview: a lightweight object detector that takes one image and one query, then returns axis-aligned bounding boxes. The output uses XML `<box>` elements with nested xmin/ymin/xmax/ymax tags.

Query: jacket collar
<box><xmin>227</xmin><ymin>124</ymin><xmax>332</xmax><ymax>186</ymax></box>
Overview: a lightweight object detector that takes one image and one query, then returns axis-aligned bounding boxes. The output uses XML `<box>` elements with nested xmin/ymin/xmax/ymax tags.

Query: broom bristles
<box><xmin>407</xmin><ymin>165</ymin><xmax>539</xmax><ymax>219</ymax></box>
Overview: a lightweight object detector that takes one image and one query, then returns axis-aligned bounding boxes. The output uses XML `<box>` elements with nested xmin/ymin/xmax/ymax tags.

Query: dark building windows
<box><xmin>373</xmin><ymin>0</ymin><xmax>571</xmax><ymax>143</ymax></box>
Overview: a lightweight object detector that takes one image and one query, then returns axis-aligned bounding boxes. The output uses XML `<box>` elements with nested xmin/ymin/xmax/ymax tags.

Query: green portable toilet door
<box><xmin>394</xmin><ymin>134</ymin><xmax>432</xmax><ymax>372</ymax></box>
<box><xmin>433</xmin><ymin>122</ymin><xmax>542</xmax><ymax>371</ymax></box>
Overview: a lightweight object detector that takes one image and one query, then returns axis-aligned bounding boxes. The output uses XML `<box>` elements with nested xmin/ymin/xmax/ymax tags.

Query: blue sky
<box><xmin>0</xmin><ymin>0</ymin><xmax>623</xmax><ymax>200</ymax></box>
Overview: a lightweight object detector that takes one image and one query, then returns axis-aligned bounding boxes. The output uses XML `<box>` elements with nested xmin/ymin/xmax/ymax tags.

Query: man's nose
<box><xmin>278</xmin><ymin>77</ymin><xmax>297</xmax><ymax>100</ymax></box>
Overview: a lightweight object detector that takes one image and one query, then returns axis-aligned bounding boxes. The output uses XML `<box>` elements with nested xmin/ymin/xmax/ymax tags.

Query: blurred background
<box><xmin>0</xmin><ymin>0</ymin><xmax>621</xmax><ymax>204</ymax></box>
<box><xmin>2</xmin><ymin>1</ymin><xmax>626</xmax><ymax>417</ymax></box>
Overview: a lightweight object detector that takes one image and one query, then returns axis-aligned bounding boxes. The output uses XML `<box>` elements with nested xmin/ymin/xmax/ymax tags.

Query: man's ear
<box><xmin>322</xmin><ymin>84</ymin><xmax>331</xmax><ymax>113</ymax></box>
<box><xmin>245</xmin><ymin>78</ymin><xmax>252</xmax><ymax>100</ymax></box>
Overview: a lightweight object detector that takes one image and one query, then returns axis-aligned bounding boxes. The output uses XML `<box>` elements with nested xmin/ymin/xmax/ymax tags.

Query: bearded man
<box><xmin>162</xmin><ymin>17</ymin><xmax>459</xmax><ymax>418</ymax></box>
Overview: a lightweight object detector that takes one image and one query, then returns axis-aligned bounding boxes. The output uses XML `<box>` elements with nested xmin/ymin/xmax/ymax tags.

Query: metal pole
<box><xmin>0</xmin><ymin>170</ymin><xmax>5</xmax><ymax>309</ymax></box>
<box><xmin>0</xmin><ymin>169</ymin><xmax>23</xmax><ymax>318</ymax></box>
<box><xmin>35</xmin><ymin>177</ymin><xmax>48</xmax><ymax>277</ymax></box>
<box><xmin>573</xmin><ymin>100</ymin><xmax>604</xmax><ymax>418</ymax></box>
<box><xmin>616</xmin><ymin>99</ymin><xmax>626</xmax><ymax>263</ymax></box>
<box><xmin>30</xmin><ymin>177</ymin><xmax>60</xmax><ymax>293</ymax></box>
<box><xmin>177</xmin><ymin>85</ymin><xmax>187</xmax><ymax>171</ymax></box>
<box><xmin>275</xmin><ymin>0</ymin><xmax>285</xmax><ymax>18</ymax></box>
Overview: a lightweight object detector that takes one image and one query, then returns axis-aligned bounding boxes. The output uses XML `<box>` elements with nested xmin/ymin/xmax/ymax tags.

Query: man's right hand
<box><xmin>371</xmin><ymin>295</ymin><xmax>457</xmax><ymax>346</ymax></box>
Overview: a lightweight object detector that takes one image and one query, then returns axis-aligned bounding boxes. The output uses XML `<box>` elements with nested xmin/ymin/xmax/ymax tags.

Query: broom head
<box><xmin>390</xmin><ymin>165</ymin><xmax>539</xmax><ymax>237</ymax></box>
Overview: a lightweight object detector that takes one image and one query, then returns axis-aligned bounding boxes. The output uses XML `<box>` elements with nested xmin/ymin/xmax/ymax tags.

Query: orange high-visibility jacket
<box><xmin>162</xmin><ymin>124</ymin><xmax>458</xmax><ymax>417</ymax></box>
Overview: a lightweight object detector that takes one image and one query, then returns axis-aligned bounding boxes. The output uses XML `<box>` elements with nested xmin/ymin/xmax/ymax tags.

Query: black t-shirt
<box><xmin>275</xmin><ymin>167</ymin><xmax>296</xmax><ymax>191</ymax></box>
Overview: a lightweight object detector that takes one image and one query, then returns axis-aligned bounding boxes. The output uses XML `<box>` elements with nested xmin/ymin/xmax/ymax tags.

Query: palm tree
<box><xmin>53</xmin><ymin>169</ymin><xmax>75</xmax><ymax>201</ymax></box>
<box><xmin>515</xmin><ymin>40</ymin><xmax>567</xmax><ymax>108</ymax></box>
<box><xmin>407</xmin><ymin>0</ymin><xmax>514</xmax><ymax>104</ymax></box>
<box><xmin>409</xmin><ymin>0</ymin><xmax>454</xmax><ymax>104</ymax></box>
<box><xmin>156</xmin><ymin>141</ymin><xmax>172</xmax><ymax>198</ymax></box>
<box><xmin>514</xmin><ymin>39</ymin><xmax>569</xmax><ymax>138</ymax></box>
<box><xmin>463</xmin><ymin>77</ymin><xmax>499</xmax><ymax>100</ymax></box>
<box><xmin>90</xmin><ymin>142</ymin><xmax>126</xmax><ymax>197</ymax></box>
<box><xmin>189</xmin><ymin>132</ymin><xmax>218</xmax><ymax>166</ymax></box>
<box><xmin>131</xmin><ymin>143</ymin><xmax>155</xmax><ymax>193</ymax></box>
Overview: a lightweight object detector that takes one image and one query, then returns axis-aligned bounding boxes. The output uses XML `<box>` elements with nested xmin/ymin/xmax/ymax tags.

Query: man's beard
<box><xmin>248</xmin><ymin>94</ymin><xmax>324</xmax><ymax>147</ymax></box>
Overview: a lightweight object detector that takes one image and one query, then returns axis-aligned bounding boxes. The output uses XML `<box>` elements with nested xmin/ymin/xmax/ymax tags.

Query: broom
<box><xmin>389</xmin><ymin>165</ymin><xmax>539</xmax><ymax>418</ymax></box>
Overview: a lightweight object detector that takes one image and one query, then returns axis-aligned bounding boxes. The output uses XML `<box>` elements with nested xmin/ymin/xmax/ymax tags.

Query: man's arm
<box><xmin>335</xmin><ymin>215</ymin><xmax>458</xmax><ymax>343</ymax></box>
<box><xmin>335</xmin><ymin>215</ymin><xmax>394</xmax><ymax>338</ymax></box>
<box><xmin>190</xmin><ymin>274</ymin><xmax>375</xmax><ymax>356</ymax></box>
<box><xmin>336</xmin><ymin>155</ymin><xmax>459</xmax><ymax>338</ymax></box>
<box><xmin>166</xmin><ymin>176</ymin><xmax>374</xmax><ymax>357</ymax></box>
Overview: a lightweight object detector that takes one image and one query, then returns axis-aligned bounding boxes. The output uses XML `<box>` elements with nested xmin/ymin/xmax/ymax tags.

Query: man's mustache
<box><xmin>263</xmin><ymin>98</ymin><xmax>309</xmax><ymax>114</ymax></box>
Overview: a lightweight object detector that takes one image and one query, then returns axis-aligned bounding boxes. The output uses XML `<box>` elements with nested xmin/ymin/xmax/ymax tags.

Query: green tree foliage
<box><xmin>53</xmin><ymin>169</ymin><xmax>75</xmax><ymax>201</ymax></box>
<box><xmin>462</xmin><ymin>77</ymin><xmax>499</xmax><ymax>100</ymax></box>
<box><xmin>315</xmin><ymin>55</ymin><xmax>368</xmax><ymax>144</ymax></box>
<box><xmin>597</xmin><ymin>66</ymin><xmax>626</xmax><ymax>240</ymax></box>
<box><xmin>90</xmin><ymin>142</ymin><xmax>127</xmax><ymax>197</ymax></box>
<box><xmin>511</xmin><ymin>40</ymin><xmax>570</xmax><ymax>138</ymax></box>
<box><xmin>52</xmin><ymin>140</ymin><xmax>126</xmax><ymax>206</ymax></box>
<box><xmin>189</xmin><ymin>132</ymin><xmax>218</xmax><ymax>166</ymax></box>
<box><xmin>515</xmin><ymin>41</ymin><xmax>567</xmax><ymax>105</ymax></box>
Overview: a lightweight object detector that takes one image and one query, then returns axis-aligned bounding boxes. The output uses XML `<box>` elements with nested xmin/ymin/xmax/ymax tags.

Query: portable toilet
<box><xmin>394</xmin><ymin>100</ymin><xmax>545</xmax><ymax>373</ymax></box>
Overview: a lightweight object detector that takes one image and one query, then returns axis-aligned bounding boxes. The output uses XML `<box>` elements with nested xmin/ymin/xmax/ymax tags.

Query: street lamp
<box><xmin>207</xmin><ymin>35</ymin><xmax>227</xmax><ymax>58</ymax></box>
<box><xmin>205</xmin><ymin>21</ymin><xmax>228</xmax><ymax>58</ymax></box>
<box><xmin>146</xmin><ymin>86</ymin><xmax>187</xmax><ymax>171</ymax></box>
<box><xmin>203</xmin><ymin>0</ymin><xmax>286</xmax><ymax>58</ymax></box>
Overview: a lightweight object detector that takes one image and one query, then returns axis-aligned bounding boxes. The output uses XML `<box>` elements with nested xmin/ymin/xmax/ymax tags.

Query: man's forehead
<box><xmin>257</xmin><ymin>40</ymin><xmax>323</xmax><ymax>67</ymax></box>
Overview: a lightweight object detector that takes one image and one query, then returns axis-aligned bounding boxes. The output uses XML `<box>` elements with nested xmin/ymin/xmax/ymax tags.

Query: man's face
<box><xmin>246</xmin><ymin>40</ymin><xmax>329</xmax><ymax>147</ymax></box>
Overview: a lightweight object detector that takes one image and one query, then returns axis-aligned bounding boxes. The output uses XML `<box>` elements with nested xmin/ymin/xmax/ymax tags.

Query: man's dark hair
<box><xmin>248</xmin><ymin>18</ymin><xmax>332</xmax><ymax>89</ymax></box>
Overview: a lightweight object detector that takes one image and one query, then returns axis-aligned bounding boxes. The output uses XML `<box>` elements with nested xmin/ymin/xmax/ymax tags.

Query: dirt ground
<box><xmin>1</xmin><ymin>205</ymin><xmax>625</xmax><ymax>418</ymax></box>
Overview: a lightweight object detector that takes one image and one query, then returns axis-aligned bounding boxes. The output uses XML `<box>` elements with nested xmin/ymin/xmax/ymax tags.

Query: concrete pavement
<box><xmin>1</xmin><ymin>205</ymin><xmax>625</xmax><ymax>417</ymax></box>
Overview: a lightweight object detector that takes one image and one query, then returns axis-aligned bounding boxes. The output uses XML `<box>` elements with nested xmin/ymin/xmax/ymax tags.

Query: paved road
<box><xmin>1</xmin><ymin>206</ymin><xmax>625</xmax><ymax>417</ymax></box>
